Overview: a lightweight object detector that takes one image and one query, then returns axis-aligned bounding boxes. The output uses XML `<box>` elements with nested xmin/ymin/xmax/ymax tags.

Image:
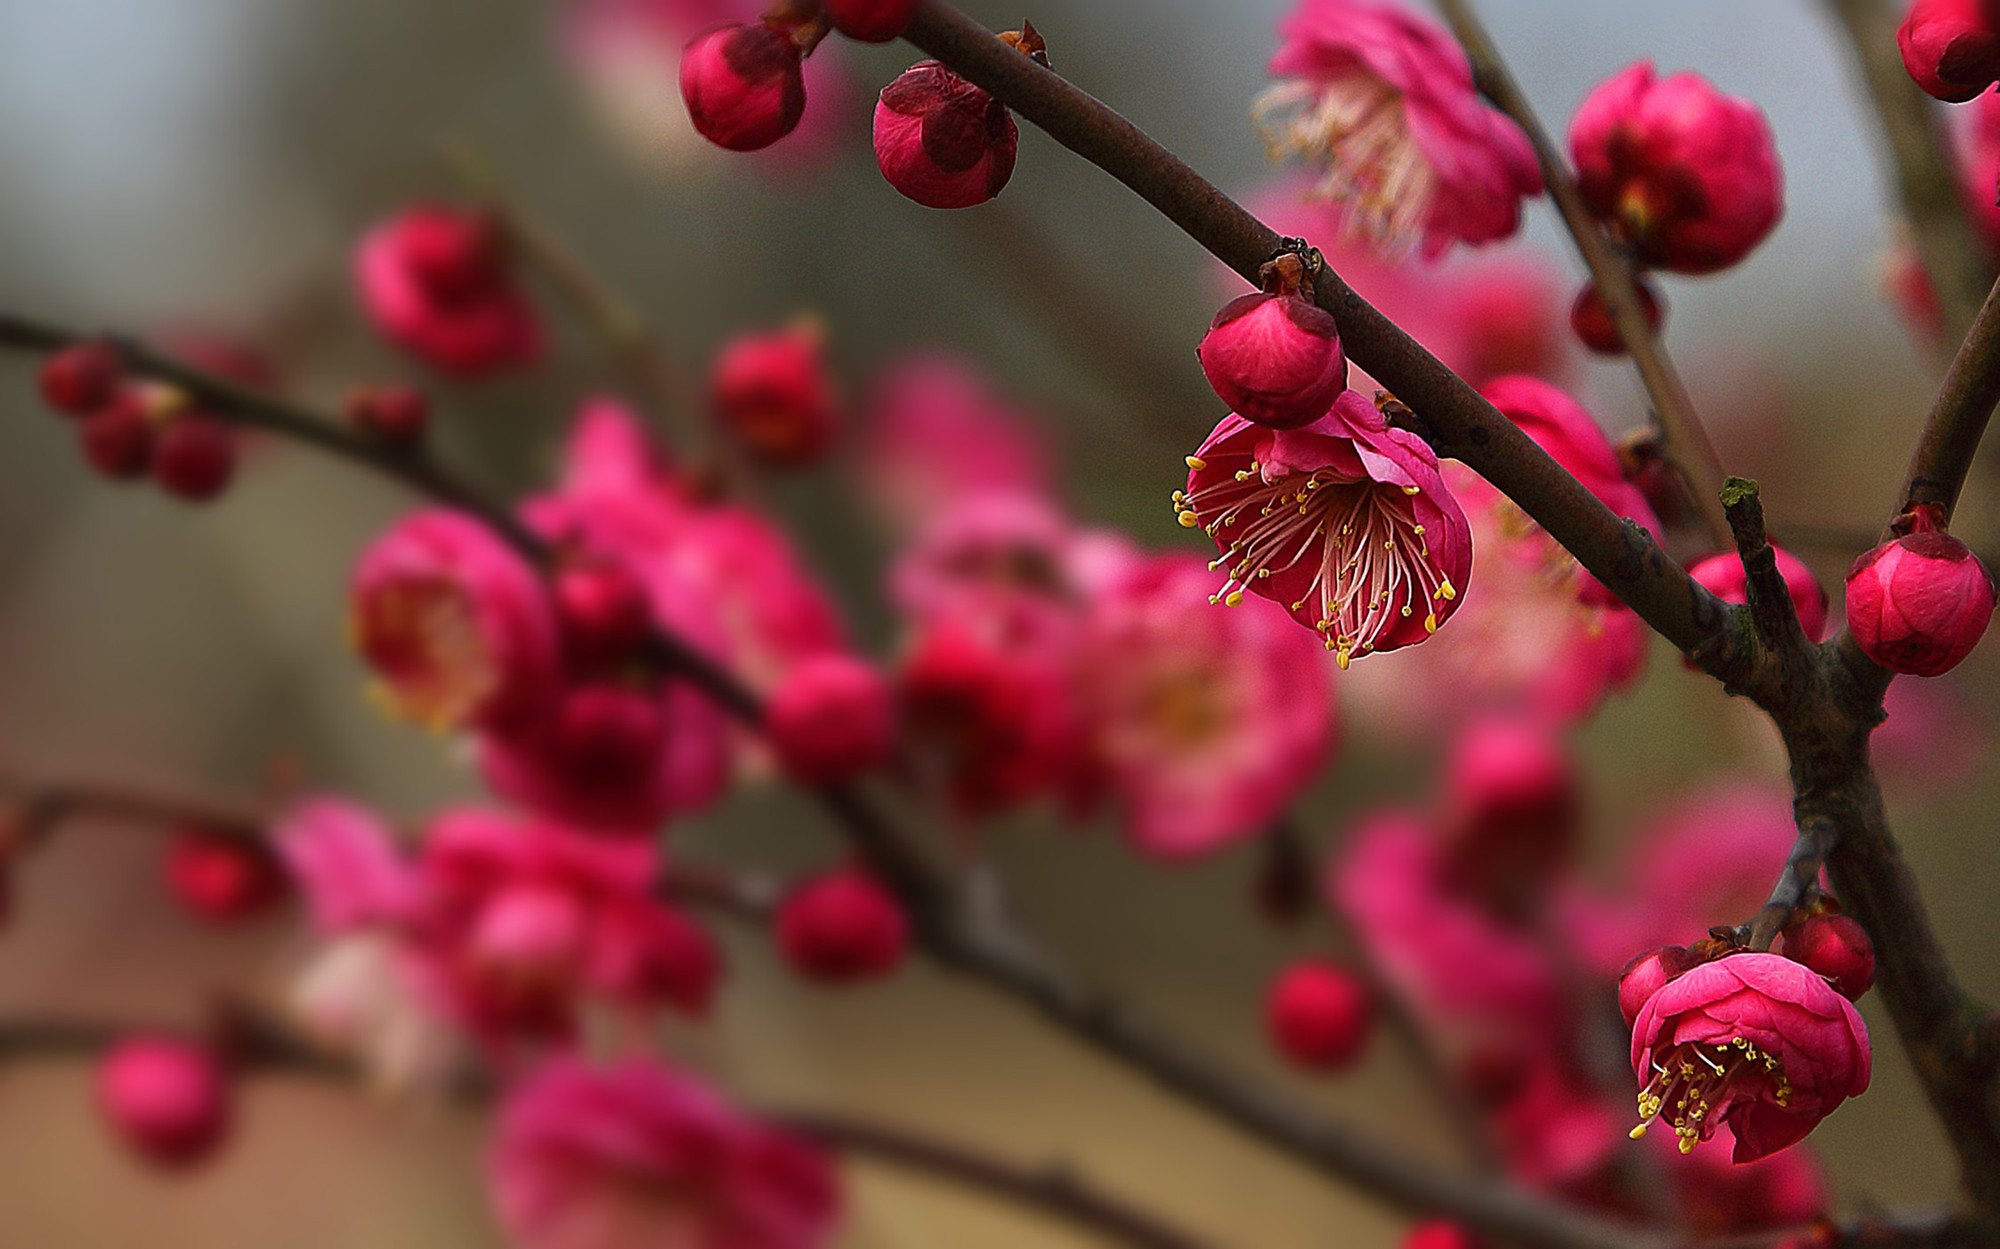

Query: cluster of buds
<box><xmin>1846</xmin><ymin>504</ymin><xmax>1996</xmax><ymax>677</ymax></box>
<box><xmin>36</xmin><ymin>342</ymin><xmax>241</xmax><ymax>502</ymax></box>
<box><xmin>1565</xmin><ymin>62</ymin><xmax>1782</xmax><ymax>353</ymax></box>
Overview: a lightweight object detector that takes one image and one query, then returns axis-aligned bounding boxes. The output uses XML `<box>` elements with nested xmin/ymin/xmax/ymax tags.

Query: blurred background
<box><xmin>0</xmin><ymin>0</ymin><xmax>1993</xmax><ymax>1245</ymax></box>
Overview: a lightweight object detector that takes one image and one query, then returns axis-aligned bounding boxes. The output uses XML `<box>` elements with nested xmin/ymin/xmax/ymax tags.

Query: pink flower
<box><xmin>709</xmin><ymin>321</ymin><xmax>839</xmax><ymax>467</ymax></box>
<box><xmin>856</xmin><ymin>355</ymin><xmax>1053</xmax><ymax>532</ymax></box>
<box><xmin>96</xmin><ymin>1036</ymin><xmax>233</xmax><ymax>1170</ymax></box>
<box><xmin>1846</xmin><ymin>521</ymin><xmax>1996</xmax><ymax>676</ymax></box>
<box><xmin>1440</xmin><ymin>715</ymin><xmax>1580</xmax><ymax>908</ymax></box>
<box><xmin>277</xmin><ymin>797</ymin><xmax>419</xmax><ymax>933</ymax></box>
<box><xmin>491</xmin><ymin>1057</ymin><xmax>842</xmax><ymax>1249</ymax></box>
<box><xmin>1257</xmin><ymin>0</ymin><xmax>1541</xmax><ymax>257</ymax></box>
<box><xmin>1570</xmin><ymin>62</ymin><xmax>1783</xmax><ymax>275</ymax></box>
<box><xmin>351</xmin><ymin>509</ymin><xmax>561</xmax><ymax>734</ymax></box>
<box><xmin>355</xmin><ymin>206</ymin><xmax>542</xmax><ymax>377</ymax></box>
<box><xmin>874</xmin><ymin>60</ymin><xmax>1019</xmax><ymax>209</ymax></box>
<box><xmin>1901</xmin><ymin>0</ymin><xmax>2000</xmax><ymax>102</ymax></box>
<box><xmin>1630</xmin><ymin>953</ymin><xmax>1869</xmax><ymax>1161</ymax></box>
<box><xmin>1688</xmin><ymin>545</ymin><xmax>1830</xmax><ymax>642</ymax></box>
<box><xmin>1177</xmin><ymin>391</ymin><xmax>1473</xmax><ymax>667</ymax></box>
<box><xmin>1075</xmin><ymin>551</ymin><xmax>1336</xmax><ymax>860</ymax></box>
<box><xmin>1481</xmin><ymin>375</ymin><xmax>1659</xmax><ymax>538</ymax></box>
<box><xmin>889</xmin><ymin>490</ymin><xmax>1079</xmax><ymax>646</ymax></box>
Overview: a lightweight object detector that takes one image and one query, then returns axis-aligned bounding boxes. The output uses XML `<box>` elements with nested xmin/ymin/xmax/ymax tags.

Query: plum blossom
<box><xmin>354</xmin><ymin>206</ymin><xmax>542</xmax><ymax>377</ymax></box>
<box><xmin>857</xmin><ymin>354</ymin><xmax>1053</xmax><ymax>533</ymax></box>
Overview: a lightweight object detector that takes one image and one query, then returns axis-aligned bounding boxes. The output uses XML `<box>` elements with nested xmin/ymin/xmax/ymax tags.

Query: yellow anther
<box><xmin>1186</xmin><ymin>455</ymin><xmax>1208</xmax><ymax>470</ymax></box>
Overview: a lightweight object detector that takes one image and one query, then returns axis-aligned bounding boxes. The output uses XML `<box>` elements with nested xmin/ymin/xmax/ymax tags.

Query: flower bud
<box><xmin>1782</xmin><ymin>914</ymin><xmax>1876</xmax><ymax>1002</ymax></box>
<box><xmin>554</xmin><ymin>561</ymin><xmax>654</xmax><ymax>670</ymax></box>
<box><xmin>1846</xmin><ymin>521</ymin><xmax>1995</xmax><ymax>676</ymax></box>
<box><xmin>39</xmin><ymin>342</ymin><xmax>122</xmax><ymax>416</ymax></box>
<box><xmin>1900</xmin><ymin>0</ymin><xmax>2000</xmax><ymax>102</ymax></box>
<box><xmin>874</xmin><ymin>61</ymin><xmax>1019</xmax><ymax>209</ymax></box>
<box><xmin>77</xmin><ymin>394</ymin><xmax>155</xmax><ymax>481</ymax></box>
<box><xmin>1570</xmin><ymin>62</ymin><xmax>1782</xmax><ymax>274</ymax></box>
<box><xmin>767</xmin><ymin>655</ymin><xmax>898</xmax><ymax>786</ymax></box>
<box><xmin>1569</xmin><ymin>277</ymin><xmax>1665</xmax><ymax>356</ymax></box>
<box><xmin>1405</xmin><ymin>1222</ymin><xmax>1481</xmax><ymax>1249</ymax></box>
<box><xmin>679</xmin><ymin>22</ymin><xmax>807</xmax><ymax>153</ymax></box>
<box><xmin>96</xmin><ymin>1036</ymin><xmax>233</xmax><ymax>1169</ymax></box>
<box><xmin>343</xmin><ymin>384</ymin><xmax>430</xmax><ymax>446</ymax></box>
<box><xmin>1198</xmin><ymin>254</ymin><xmax>1347</xmax><ymax>430</ymax></box>
<box><xmin>1265</xmin><ymin>958</ymin><xmax>1373</xmax><ymax>1072</ymax></box>
<box><xmin>710</xmin><ymin>323</ymin><xmax>838</xmax><ymax>467</ymax></box>
<box><xmin>152</xmin><ymin>415</ymin><xmax>238</xmax><ymax>503</ymax></box>
<box><xmin>165</xmin><ymin>829</ymin><xmax>287</xmax><ymax>925</ymax></box>
<box><xmin>1688</xmin><ymin>545</ymin><xmax>1830</xmax><ymax>643</ymax></box>
<box><xmin>775</xmin><ymin>867</ymin><xmax>909</xmax><ymax>985</ymax></box>
<box><xmin>355</xmin><ymin>206</ymin><xmax>542</xmax><ymax>378</ymax></box>
<box><xmin>1617</xmin><ymin>944</ymin><xmax>1692</xmax><ymax>1027</ymax></box>
<box><xmin>826</xmin><ymin>0</ymin><xmax>918</xmax><ymax>43</ymax></box>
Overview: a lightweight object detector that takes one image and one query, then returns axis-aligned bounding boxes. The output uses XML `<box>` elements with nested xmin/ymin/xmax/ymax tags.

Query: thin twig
<box><xmin>1435</xmin><ymin>0</ymin><xmax>1732</xmax><ymax>550</ymax></box>
<box><xmin>1739</xmin><ymin>815</ymin><xmax>1838</xmax><ymax>953</ymax></box>
<box><xmin>1721</xmin><ymin>477</ymin><xmax>1814</xmax><ymax>661</ymax></box>
<box><xmin>1891</xmin><ymin>273</ymin><xmax>2000</xmax><ymax>528</ymax></box>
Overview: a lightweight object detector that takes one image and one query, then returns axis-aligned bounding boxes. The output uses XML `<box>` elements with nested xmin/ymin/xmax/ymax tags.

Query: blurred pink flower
<box><xmin>1630</xmin><ymin>953</ymin><xmax>1869</xmax><ymax>1162</ymax></box>
<box><xmin>857</xmin><ymin>355</ymin><xmax>1054</xmax><ymax>533</ymax></box>
<box><xmin>351</xmin><ymin>509</ymin><xmax>562</xmax><ymax>735</ymax></box>
<box><xmin>1178</xmin><ymin>392</ymin><xmax>1473</xmax><ymax>667</ymax></box>
<box><xmin>492</xmin><ymin>1056</ymin><xmax>842</xmax><ymax>1249</ymax></box>
<box><xmin>1875</xmin><ymin>676</ymin><xmax>1989</xmax><ymax>795</ymax></box>
<box><xmin>354</xmin><ymin>206</ymin><xmax>542</xmax><ymax>377</ymax></box>
<box><xmin>1257</xmin><ymin>0</ymin><xmax>1541</xmax><ymax>257</ymax></box>
<box><xmin>1076</xmin><ymin>552</ymin><xmax>1336</xmax><ymax>860</ymax></box>
<box><xmin>277</xmin><ymin>796</ymin><xmax>418</xmax><ymax>933</ymax></box>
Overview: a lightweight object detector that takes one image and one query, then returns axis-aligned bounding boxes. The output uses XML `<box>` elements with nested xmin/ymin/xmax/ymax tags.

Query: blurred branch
<box><xmin>0</xmin><ymin>1013</ymin><xmax>1218</xmax><ymax>1249</ymax></box>
<box><xmin>1818</xmin><ymin>0</ymin><xmax>1994</xmax><ymax>349</ymax></box>
<box><xmin>1435</xmin><ymin>0</ymin><xmax>1732</xmax><ymax>550</ymax></box>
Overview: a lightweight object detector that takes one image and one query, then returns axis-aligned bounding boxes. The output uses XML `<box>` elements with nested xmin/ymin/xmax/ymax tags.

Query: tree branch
<box><xmin>1434</xmin><ymin>0</ymin><xmax>1732</xmax><ymax>550</ymax></box>
<box><xmin>1891</xmin><ymin>272</ymin><xmax>2000</xmax><ymax>528</ymax></box>
<box><xmin>897</xmin><ymin>1</ymin><xmax>1741</xmax><ymax>678</ymax></box>
<box><xmin>1819</xmin><ymin>0</ymin><xmax>1995</xmax><ymax>349</ymax></box>
<box><xmin>1721</xmin><ymin>477</ymin><xmax>1814</xmax><ymax>662</ymax></box>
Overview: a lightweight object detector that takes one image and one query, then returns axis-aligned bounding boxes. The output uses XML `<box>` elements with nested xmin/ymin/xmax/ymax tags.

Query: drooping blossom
<box><xmin>1256</xmin><ymin>0</ymin><xmax>1541</xmax><ymax>257</ymax></box>
<box><xmin>1900</xmin><ymin>0</ymin><xmax>2000</xmax><ymax>102</ymax></box>
<box><xmin>351</xmin><ymin>509</ymin><xmax>561</xmax><ymax>734</ymax></box>
<box><xmin>1176</xmin><ymin>391</ymin><xmax>1472</xmax><ymax>668</ymax></box>
<box><xmin>354</xmin><ymin>206</ymin><xmax>542</xmax><ymax>377</ymax></box>
<box><xmin>1845</xmin><ymin>515</ymin><xmax>1996</xmax><ymax>676</ymax></box>
<box><xmin>856</xmin><ymin>354</ymin><xmax>1053</xmax><ymax>532</ymax></box>
<box><xmin>491</xmin><ymin>1056</ymin><xmax>842</xmax><ymax>1249</ymax></box>
<box><xmin>1629</xmin><ymin>952</ymin><xmax>1869</xmax><ymax>1161</ymax></box>
<box><xmin>1074</xmin><ymin>551</ymin><xmax>1336</xmax><ymax>860</ymax></box>
<box><xmin>1688</xmin><ymin>545</ymin><xmax>1831</xmax><ymax>643</ymax></box>
<box><xmin>1570</xmin><ymin>63</ymin><xmax>1783</xmax><ymax>274</ymax></box>
<box><xmin>1266</xmin><ymin>958</ymin><xmax>1374</xmax><ymax>1071</ymax></box>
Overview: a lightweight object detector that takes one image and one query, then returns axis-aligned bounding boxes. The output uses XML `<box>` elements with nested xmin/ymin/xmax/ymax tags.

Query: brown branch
<box><xmin>1819</xmin><ymin>0</ymin><xmax>1995</xmax><ymax>348</ymax></box>
<box><xmin>1739</xmin><ymin>815</ymin><xmax>1837</xmax><ymax>953</ymax></box>
<box><xmin>1721</xmin><ymin>478</ymin><xmax>1814</xmax><ymax>663</ymax></box>
<box><xmin>1435</xmin><ymin>0</ymin><xmax>1732</xmax><ymax>550</ymax></box>
<box><xmin>898</xmin><ymin>2</ymin><xmax>1740</xmax><ymax>681</ymax></box>
<box><xmin>1891</xmin><ymin>273</ymin><xmax>2000</xmax><ymax>528</ymax></box>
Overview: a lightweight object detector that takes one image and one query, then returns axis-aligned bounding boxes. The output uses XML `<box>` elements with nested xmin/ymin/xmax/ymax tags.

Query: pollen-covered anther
<box><xmin>1629</xmin><ymin>1037</ymin><xmax>1793</xmax><ymax>1154</ymax></box>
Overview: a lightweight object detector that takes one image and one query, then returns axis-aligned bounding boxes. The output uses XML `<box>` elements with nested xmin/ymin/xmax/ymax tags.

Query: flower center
<box><xmin>356</xmin><ymin>578</ymin><xmax>499</xmax><ymax>731</ymax></box>
<box><xmin>1254</xmin><ymin>70</ymin><xmax>1436</xmax><ymax>253</ymax></box>
<box><xmin>1176</xmin><ymin>459</ymin><xmax>1455</xmax><ymax>668</ymax></box>
<box><xmin>1630</xmin><ymin>1037</ymin><xmax>1793</xmax><ymax>1154</ymax></box>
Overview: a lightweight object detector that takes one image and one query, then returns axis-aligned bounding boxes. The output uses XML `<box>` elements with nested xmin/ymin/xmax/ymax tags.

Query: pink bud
<box><xmin>39</xmin><ymin>342</ymin><xmax>122</xmax><ymax>416</ymax></box>
<box><xmin>874</xmin><ymin>61</ymin><xmax>1018</xmax><ymax>209</ymax></box>
<box><xmin>1782</xmin><ymin>914</ymin><xmax>1876</xmax><ymax>1002</ymax></box>
<box><xmin>77</xmin><ymin>394</ymin><xmax>154</xmax><ymax>481</ymax></box>
<box><xmin>1570</xmin><ymin>62</ymin><xmax>1782</xmax><ymax>274</ymax></box>
<box><xmin>1617</xmin><ymin>944</ymin><xmax>1692</xmax><ymax>1027</ymax></box>
<box><xmin>96</xmin><ymin>1036</ymin><xmax>232</xmax><ymax>1169</ymax></box>
<box><xmin>554</xmin><ymin>561</ymin><xmax>654</xmax><ymax>670</ymax></box>
<box><xmin>354</xmin><ymin>207</ymin><xmax>542</xmax><ymax>378</ymax></box>
<box><xmin>679</xmin><ymin>22</ymin><xmax>807</xmax><ymax>153</ymax></box>
<box><xmin>1569</xmin><ymin>277</ymin><xmax>1665</xmax><ymax>356</ymax></box>
<box><xmin>152</xmin><ymin>415</ymin><xmax>238</xmax><ymax>503</ymax></box>
<box><xmin>710</xmin><ymin>323</ymin><xmax>839</xmax><ymax>467</ymax></box>
<box><xmin>1900</xmin><ymin>0</ymin><xmax>2000</xmax><ymax>102</ymax></box>
<box><xmin>826</xmin><ymin>0</ymin><xmax>918</xmax><ymax>43</ymax></box>
<box><xmin>1688</xmin><ymin>545</ymin><xmax>1831</xmax><ymax>642</ymax></box>
<box><xmin>1198</xmin><ymin>261</ymin><xmax>1348</xmax><ymax>430</ymax></box>
<box><xmin>767</xmin><ymin>655</ymin><xmax>898</xmax><ymax>786</ymax></box>
<box><xmin>1846</xmin><ymin>527</ymin><xmax>1996</xmax><ymax>676</ymax></box>
<box><xmin>343</xmin><ymin>385</ymin><xmax>430</xmax><ymax>446</ymax></box>
<box><xmin>165</xmin><ymin>829</ymin><xmax>287</xmax><ymax>925</ymax></box>
<box><xmin>775</xmin><ymin>868</ymin><xmax>909</xmax><ymax>985</ymax></box>
<box><xmin>1265</xmin><ymin>959</ymin><xmax>1373</xmax><ymax>1072</ymax></box>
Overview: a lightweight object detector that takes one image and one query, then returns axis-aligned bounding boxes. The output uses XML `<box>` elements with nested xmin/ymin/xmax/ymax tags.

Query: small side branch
<box><xmin>1721</xmin><ymin>478</ymin><xmax>1813</xmax><ymax>662</ymax></box>
<box><xmin>1739</xmin><ymin>815</ymin><xmax>1837</xmax><ymax>952</ymax></box>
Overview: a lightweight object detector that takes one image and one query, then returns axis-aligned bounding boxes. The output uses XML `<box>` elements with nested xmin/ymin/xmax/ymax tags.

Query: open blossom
<box><xmin>1630</xmin><ymin>953</ymin><xmax>1869</xmax><ymax>1161</ymax></box>
<box><xmin>1570</xmin><ymin>62</ymin><xmax>1783</xmax><ymax>274</ymax></box>
<box><xmin>1256</xmin><ymin>0</ymin><xmax>1541</xmax><ymax>256</ymax></box>
<box><xmin>1901</xmin><ymin>0</ymin><xmax>2000</xmax><ymax>101</ymax></box>
<box><xmin>351</xmin><ymin>509</ymin><xmax>561</xmax><ymax>734</ymax></box>
<box><xmin>355</xmin><ymin>206</ymin><xmax>542</xmax><ymax>377</ymax></box>
<box><xmin>1176</xmin><ymin>391</ymin><xmax>1472</xmax><ymax>667</ymax></box>
<box><xmin>492</xmin><ymin>1057</ymin><xmax>841</xmax><ymax>1249</ymax></box>
<box><xmin>1076</xmin><ymin>551</ymin><xmax>1336</xmax><ymax>860</ymax></box>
